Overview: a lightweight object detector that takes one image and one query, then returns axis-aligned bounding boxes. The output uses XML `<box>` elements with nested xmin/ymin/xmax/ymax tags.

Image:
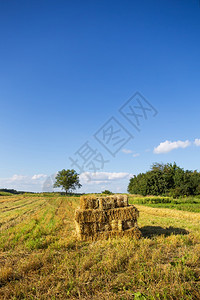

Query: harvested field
<box><xmin>0</xmin><ymin>194</ymin><xmax>200</xmax><ymax>299</ymax></box>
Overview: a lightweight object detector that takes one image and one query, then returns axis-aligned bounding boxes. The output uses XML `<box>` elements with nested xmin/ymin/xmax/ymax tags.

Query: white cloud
<box><xmin>122</xmin><ymin>148</ymin><xmax>133</xmax><ymax>154</ymax></box>
<box><xmin>32</xmin><ymin>174</ymin><xmax>47</xmax><ymax>180</ymax></box>
<box><xmin>133</xmin><ymin>153</ymin><xmax>140</xmax><ymax>157</ymax></box>
<box><xmin>0</xmin><ymin>173</ymin><xmax>48</xmax><ymax>192</ymax></box>
<box><xmin>10</xmin><ymin>175</ymin><xmax>28</xmax><ymax>181</ymax></box>
<box><xmin>154</xmin><ymin>140</ymin><xmax>191</xmax><ymax>154</ymax></box>
<box><xmin>106</xmin><ymin>172</ymin><xmax>130</xmax><ymax>180</ymax></box>
<box><xmin>79</xmin><ymin>172</ymin><xmax>130</xmax><ymax>184</ymax></box>
<box><xmin>194</xmin><ymin>139</ymin><xmax>200</xmax><ymax>146</ymax></box>
<box><xmin>79</xmin><ymin>172</ymin><xmax>131</xmax><ymax>193</ymax></box>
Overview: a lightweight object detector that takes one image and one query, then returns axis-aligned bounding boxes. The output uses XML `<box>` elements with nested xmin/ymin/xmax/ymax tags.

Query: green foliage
<box><xmin>101</xmin><ymin>190</ymin><xmax>113</xmax><ymax>195</ymax></box>
<box><xmin>129</xmin><ymin>195</ymin><xmax>200</xmax><ymax>213</ymax></box>
<box><xmin>131</xmin><ymin>196</ymin><xmax>172</xmax><ymax>204</ymax></box>
<box><xmin>128</xmin><ymin>162</ymin><xmax>200</xmax><ymax>197</ymax></box>
<box><xmin>0</xmin><ymin>191</ymin><xmax>13</xmax><ymax>196</ymax></box>
<box><xmin>53</xmin><ymin>169</ymin><xmax>82</xmax><ymax>194</ymax></box>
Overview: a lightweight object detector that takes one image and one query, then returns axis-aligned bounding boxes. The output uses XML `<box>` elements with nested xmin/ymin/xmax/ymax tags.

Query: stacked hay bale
<box><xmin>75</xmin><ymin>195</ymin><xmax>141</xmax><ymax>241</ymax></box>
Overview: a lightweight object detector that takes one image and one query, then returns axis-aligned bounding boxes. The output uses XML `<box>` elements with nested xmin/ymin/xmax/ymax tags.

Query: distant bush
<box><xmin>0</xmin><ymin>191</ymin><xmax>13</xmax><ymax>196</ymax></box>
<box><xmin>101</xmin><ymin>190</ymin><xmax>113</xmax><ymax>195</ymax></box>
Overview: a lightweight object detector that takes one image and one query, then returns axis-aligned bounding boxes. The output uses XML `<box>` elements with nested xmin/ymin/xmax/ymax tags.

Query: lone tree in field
<box><xmin>53</xmin><ymin>169</ymin><xmax>82</xmax><ymax>194</ymax></box>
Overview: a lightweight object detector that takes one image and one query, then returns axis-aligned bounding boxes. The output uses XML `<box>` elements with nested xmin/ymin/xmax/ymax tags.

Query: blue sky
<box><xmin>0</xmin><ymin>0</ymin><xmax>200</xmax><ymax>193</ymax></box>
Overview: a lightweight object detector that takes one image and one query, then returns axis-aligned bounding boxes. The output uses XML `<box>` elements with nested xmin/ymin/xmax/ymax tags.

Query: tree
<box><xmin>128</xmin><ymin>162</ymin><xmax>200</xmax><ymax>197</ymax></box>
<box><xmin>53</xmin><ymin>169</ymin><xmax>82</xmax><ymax>194</ymax></box>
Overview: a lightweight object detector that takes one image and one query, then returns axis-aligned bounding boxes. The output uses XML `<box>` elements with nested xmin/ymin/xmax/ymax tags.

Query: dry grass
<box><xmin>0</xmin><ymin>194</ymin><xmax>200</xmax><ymax>299</ymax></box>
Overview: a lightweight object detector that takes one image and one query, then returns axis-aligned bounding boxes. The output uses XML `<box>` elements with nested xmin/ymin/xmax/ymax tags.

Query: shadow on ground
<box><xmin>140</xmin><ymin>226</ymin><xmax>189</xmax><ymax>238</ymax></box>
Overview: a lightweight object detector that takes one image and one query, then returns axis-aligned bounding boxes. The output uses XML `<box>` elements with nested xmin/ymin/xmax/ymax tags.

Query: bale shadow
<box><xmin>140</xmin><ymin>226</ymin><xmax>189</xmax><ymax>238</ymax></box>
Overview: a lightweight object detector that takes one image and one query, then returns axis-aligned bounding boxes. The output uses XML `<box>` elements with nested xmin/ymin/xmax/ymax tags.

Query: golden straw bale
<box><xmin>106</xmin><ymin>206</ymin><xmax>139</xmax><ymax>222</ymax></box>
<box><xmin>77</xmin><ymin>226</ymin><xmax>141</xmax><ymax>241</ymax></box>
<box><xmin>75</xmin><ymin>221</ymin><xmax>112</xmax><ymax>236</ymax></box>
<box><xmin>75</xmin><ymin>221</ymin><xmax>93</xmax><ymax>236</ymax></box>
<box><xmin>80</xmin><ymin>195</ymin><xmax>129</xmax><ymax>210</ymax></box>
<box><xmin>122</xmin><ymin>220</ymin><xmax>136</xmax><ymax>230</ymax></box>
<box><xmin>75</xmin><ymin>209</ymin><xmax>107</xmax><ymax>223</ymax></box>
<box><xmin>75</xmin><ymin>206</ymin><xmax>138</xmax><ymax>223</ymax></box>
<box><xmin>116</xmin><ymin>195</ymin><xmax>125</xmax><ymax>207</ymax></box>
<box><xmin>80</xmin><ymin>196</ymin><xmax>99</xmax><ymax>209</ymax></box>
<box><xmin>99</xmin><ymin>197</ymin><xmax>117</xmax><ymax>210</ymax></box>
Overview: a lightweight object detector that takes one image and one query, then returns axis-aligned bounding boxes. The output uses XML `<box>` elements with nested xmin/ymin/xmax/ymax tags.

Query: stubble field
<box><xmin>0</xmin><ymin>194</ymin><xmax>200</xmax><ymax>299</ymax></box>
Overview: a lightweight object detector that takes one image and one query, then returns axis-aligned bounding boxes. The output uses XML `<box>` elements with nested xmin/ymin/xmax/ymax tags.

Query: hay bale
<box><xmin>75</xmin><ymin>221</ymin><xmax>112</xmax><ymax>236</ymax></box>
<box><xmin>99</xmin><ymin>196</ymin><xmax>118</xmax><ymax>210</ymax></box>
<box><xmin>122</xmin><ymin>220</ymin><xmax>136</xmax><ymax>230</ymax></box>
<box><xmin>116</xmin><ymin>195</ymin><xmax>125</xmax><ymax>207</ymax></box>
<box><xmin>75</xmin><ymin>206</ymin><xmax>138</xmax><ymax>223</ymax></box>
<box><xmin>75</xmin><ymin>194</ymin><xmax>141</xmax><ymax>241</ymax></box>
<box><xmin>106</xmin><ymin>206</ymin><xmax>139</xmax><ymax>222</ymax></box>
<box><xmin>80</xmin><ymin>196</ymin><xmax>99</xmax><ymax>209</ymax></box>
<box><xmin>75</xmin><ymin>209</ymin><xmax>107</xmax><ymax>223</ymax></box>
<box><xmin>80</xmin><ymin>195</ymin><xmax>129</xmax><ymax>210</ymax></box>
<box><xmin>78</xmin><ymin>226</ymin><xmax>142</xmax><ymax>241</ymax></box>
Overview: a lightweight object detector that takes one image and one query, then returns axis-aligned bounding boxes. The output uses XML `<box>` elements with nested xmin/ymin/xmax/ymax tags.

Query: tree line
<box><xmin>128</xmin><ymin>163</ymin><xmax>200</xmax><ymax>197</ymax></box>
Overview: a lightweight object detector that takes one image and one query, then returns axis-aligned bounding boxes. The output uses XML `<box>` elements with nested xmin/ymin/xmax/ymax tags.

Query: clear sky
<box><xmin>0</xmin><ymin>0</ymin><xmax>200</xmax><ymax>193</ymax></box>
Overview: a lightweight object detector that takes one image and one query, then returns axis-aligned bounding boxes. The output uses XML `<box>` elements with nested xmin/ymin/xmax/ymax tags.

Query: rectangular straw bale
<box><xmin>77</xmin><ymin>226</ymin><xmax>141</xmax><ymax>241</ymax></box>
<box><xmin>80</xmin><ymin>196</ymin><xmax>99</xmax><ymax>209</ymax></box>
<box><xmin>75</xmin><ymin>222</ymin><xmax>97</xmax><ymax>235</ymax></box>
<box><xmin>107</xmin><ymin>226</ymin><xmax>142</xmax><ymax>239</ymax></box>
<box><xmin>99</xmin><ymin>195</ymin><xmax>129</xmax><ymax>209</ymax></box>
<box><xmin>122</xmin><ymin>220</ymin><xmax>137</xmax><ymax>230</ymax></box>
<box><xmin>102</xmin><ymin>226</ymin><xmax>141</xmax><ymax>239</ymax></box>
<box><xmin>98</xmin><ymin>222</ymin><xmax>112</xmax><ymax>232</ymax></box>
<box><xmin>107</xmin><ymin>196</ymin><xmax>118</xmax><ymax>209</ymax></box>
<box><xmin>80</xmin><ymin>195</ymin><xmax>129</xmax><ymax>210</ymax></box>
<box><xmin>99</xmin><ymin>196</ymin><xmax>118</xmax><ymax>210</ymax></box>
<box><xmin>106</xmin><ymin>205</ymin><xmax>139</xmax><ymax>222</ymax></box>
<box><xmin>75</xmin><ymin>205</ymin><xmax>139</xmax><ymax>225</ymax></box>
<box><xmin>116</xmin><ymin>195</ymin><xmax>125</xmax><ymax>207</ymax></box>
<box><xmin>75</xmin><ymin>209</ymin><xmax>107</xmax><ymax>223</ymax></box>
<box><xmin>109</xmin><ymin>220</ymin><xmax>136</xmax><ymax>231</ymax></box>
<box><xmin>75</xmin><ymin>221</ymin><xmax>112</xmax><ymax>236</ymax></box>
